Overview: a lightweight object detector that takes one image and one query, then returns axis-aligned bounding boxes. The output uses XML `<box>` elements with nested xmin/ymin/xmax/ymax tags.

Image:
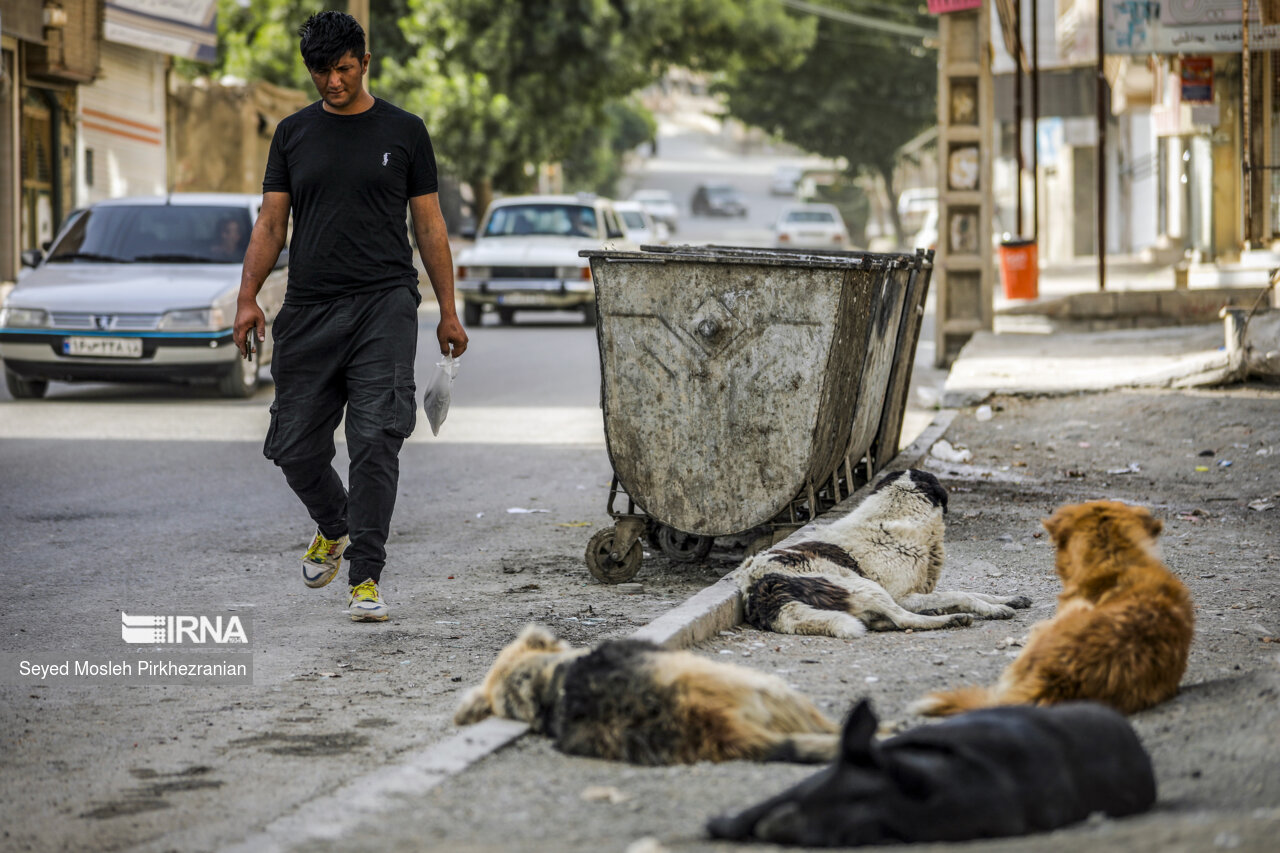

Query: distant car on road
<box><xmin>628</xmin><ymin>188</ymin><xmax>680</xmax><ymax>233</ymax></box>
<box><xmin>613</xmin><ymin>201</ymin><xmax>669</xmax><ymax>246</ymax></box>
<box><xmin>691</xmin><ymin>183</ymin><xmax>748</xmax><ymax>218</ymax></box>
<box><xmin>453</xmin><ymin>194</ymin><xmax>631</xmax><ymax>326</ymax></box>
<box><xmin>773</xmin><ymin>203</ymin><xmax>851</xmax><ymax>250</ymax></box>
<box><xmin>770</xmin><ymin>166</ymin><xmax>804</xmax><ymax>196</ymax></box>
<box><xmin>0</xmin><ymin>193</ymin><xmax>285</xmax><ymax>399</ymax></box>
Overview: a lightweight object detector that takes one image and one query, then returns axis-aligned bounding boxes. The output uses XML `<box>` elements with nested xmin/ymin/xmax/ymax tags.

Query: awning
<box><xmin>104</xmin><ymin>0</ymin><xmax>218</xmax><ymax>63</ymax></box>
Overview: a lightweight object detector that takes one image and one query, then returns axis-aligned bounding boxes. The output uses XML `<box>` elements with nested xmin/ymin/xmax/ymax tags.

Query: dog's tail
<box><xmin>762</xmin><ymin>732</ymin><xmax>840</xmax><ymax>764</ymax></box>
<box><xmin>908</xmin><ymin>685</ymin><xmax>998</xmax><ymax>717</ymax></box>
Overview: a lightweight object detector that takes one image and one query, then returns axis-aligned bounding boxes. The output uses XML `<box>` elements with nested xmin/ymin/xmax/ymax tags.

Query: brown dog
<box><xmin>912</xmin><ymin>501</ymin><xmax>1193</xmax><ymax>716</ymax></box>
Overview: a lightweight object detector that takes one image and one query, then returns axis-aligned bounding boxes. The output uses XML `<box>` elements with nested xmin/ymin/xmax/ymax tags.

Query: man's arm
<box><xmin>233</xmin><ymin>192</ymin><xmax>290</xmax><ymax>358</ymax></box>
<box><xmin>410</xmin><ymin>192</ymin><xmax>469</xmax><ymax>357</ymax></box>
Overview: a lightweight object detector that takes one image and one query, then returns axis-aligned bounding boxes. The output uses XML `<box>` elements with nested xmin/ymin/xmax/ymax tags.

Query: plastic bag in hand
<box><xmin>423</xmin><ymin>354</ymin><xmax>459</xmax><ymax>436</ymax></box>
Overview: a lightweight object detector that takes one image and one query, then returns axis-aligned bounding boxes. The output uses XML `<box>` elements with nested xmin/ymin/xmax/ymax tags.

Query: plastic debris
<box><xmin>1218</xmin><ymin>459</ymin><xmax>1233</xmax><ymax>467</ymax></box>
<box><xmin>555</xmin><ymin>521</ymin><xmax>592</xmax><ymax>527</ymax></box>
<box><xmin>974</xmin><ymin>404</ymin><xmax>993</xmax><ymax>422</ymax></box>
<box><xmin>1106</xmin><ymin>463</ymin><xmax>1142</xmax><ymax>475</ymax></box>
<box><xmin>930</xmin><ymin>439</ymin><xmax>972</xmax><ymax>464</ymax></box>
<box><xmin>1249</xmin><ymin>500</ymin><xmax>1275</xmax><ymax>511</ymax></box>
<box><xmin>506</xmin><ymin>507</ymin><xmax>550</xmax><ymax>514</ymax></box>
<box><xmin>581</xmin><ymin>785</ymin><xmax>629</xmax><ymax>804</ymax></box>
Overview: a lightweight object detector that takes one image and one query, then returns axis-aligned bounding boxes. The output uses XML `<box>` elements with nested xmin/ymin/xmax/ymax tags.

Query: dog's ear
<box><xmin>515</xmin><ymin>624</ymin><xmax>563</xmax><ymax>652</ymax></box>
<box><xmin>840</xmin><ymin>699</ymin><xmax>880</xmax><ymax>767</ymax></box>
<box><xmin>453</xmin><ymin>685</ymin><xmax>493</xmax><ymax>725</ymax></box>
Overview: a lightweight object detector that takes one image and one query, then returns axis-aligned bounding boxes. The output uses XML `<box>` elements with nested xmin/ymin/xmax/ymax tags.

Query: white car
<box><xmin>613</xmin><ymin>201</ymin><xmax>670</xmax><ymax>246</ymax></box>
<box><xmin>773</xmin><ymin>203</ymin><xmax>851</xmax><ymax>250</ymax></box>
<box><xmin>454</xmin><ymin>195</ymin><xmax>631</xmax><ymax>326</ymax></box>
<box><xmin>770</xmin><ymin>166</ymin><xmax>803</xmax><ymax>196</ymax></box>
<box><xmin>628</xmin><ymin>188</ymin><xmax>679</xmax><ymax>233</ymax></box>
<box><xmin>0</xmin><ymin>193</ymin><xmax>286</xmax><ymax>399</ymax></box>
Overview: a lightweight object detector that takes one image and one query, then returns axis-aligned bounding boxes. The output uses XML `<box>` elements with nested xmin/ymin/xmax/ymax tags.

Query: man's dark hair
<box><xmin>298</xmin><ymin>11</ymin><xmax>365</xmax><ymax>72</ymax></box>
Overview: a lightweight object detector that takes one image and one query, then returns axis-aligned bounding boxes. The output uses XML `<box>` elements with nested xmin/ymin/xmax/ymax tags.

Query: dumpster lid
<box><xmin>580</xmin><ymin>244</ymin><xmax>930</xmax><ymax>271</ymax></box>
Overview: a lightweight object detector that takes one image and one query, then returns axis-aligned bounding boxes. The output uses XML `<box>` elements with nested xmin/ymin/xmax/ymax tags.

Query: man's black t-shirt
<box><xmin>263</xmin><ymin>98</ymin><xmax>438</xmax><ymax>304</ymax></box>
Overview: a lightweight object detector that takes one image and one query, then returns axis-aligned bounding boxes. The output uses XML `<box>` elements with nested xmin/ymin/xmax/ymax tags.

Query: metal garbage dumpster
<box><xmin>579</xmin><ymin>244</ymin><xmax>933</xmax><ymax>583</ymax></box>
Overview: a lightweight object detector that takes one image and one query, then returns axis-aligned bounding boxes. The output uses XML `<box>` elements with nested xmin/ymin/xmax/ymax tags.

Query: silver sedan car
<box><xmin>0</xmin><ymin>194</ymin><xmax>286</xmax><ymax>398</ymax></box>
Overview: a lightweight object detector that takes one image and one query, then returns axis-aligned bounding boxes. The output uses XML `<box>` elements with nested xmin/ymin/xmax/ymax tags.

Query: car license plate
<box><xmin>63</xmin><ymin>337</ymin><xmax>143</xmax><ymax>358</ymax></box>
<box><xmin>497</xmin><ymin>293</ymin><xmax>550</xmax><ymax>306</ymax></box>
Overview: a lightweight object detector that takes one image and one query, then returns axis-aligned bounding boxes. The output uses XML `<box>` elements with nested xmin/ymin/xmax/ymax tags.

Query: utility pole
<box><xmin>1031</xmin><ymin>0</ymin><xmax>1039</xmax><ymax>241</ymax></box>
<box><xmin>1096</xmin><ymin>0</ymin><xmax>1106</xmax><ymax>291</ymax></box>
<box><xmin>349</xmin><ymin>0</ymin><xmax>371</xmax><ymax>88</ymax></box>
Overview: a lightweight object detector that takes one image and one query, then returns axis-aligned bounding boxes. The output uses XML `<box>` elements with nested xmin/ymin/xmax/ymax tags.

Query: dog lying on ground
<box><xmin>735</xmin><ymin>469</ymin><xmax>1031</xmax><ymax>638</ymax></box>
<box><xmin>913</xmin><ymin>500</ymin><xmax>1194</xmax><ymax>716</ymax></box>
<box><xmin>707</xmin><ymin>699</ymin><xmax>1156</xmax><ymax>846</ymax></box>
<box><xmin>454</xmin><ymin>624</ymin><xmax>840</xmax><ymax>764</ymax></box>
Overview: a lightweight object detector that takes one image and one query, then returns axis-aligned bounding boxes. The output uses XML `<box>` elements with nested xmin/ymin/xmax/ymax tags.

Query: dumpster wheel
<box><xmin>585</xmin><ymin>527</ymin><xmax>642</xmax><ymax>584</ymax></box>
<box><xmin>655</xmin><ymin>526</ymin><xmax>714</xmax><ymax>563</ymax></box>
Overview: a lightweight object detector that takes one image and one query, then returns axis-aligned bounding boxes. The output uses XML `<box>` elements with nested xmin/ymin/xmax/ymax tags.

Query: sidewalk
<box><xmin>223</xmin><ymin>343</ymin><xmax>1280</xmax><ymax>851</ymax></box>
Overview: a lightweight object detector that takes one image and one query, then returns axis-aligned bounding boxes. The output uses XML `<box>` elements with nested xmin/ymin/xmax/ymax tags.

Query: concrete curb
<box><xmin>633</xmin><ymin>410</ymin><xmax>958</xmax><ymax>651</ymax></box>
<box><xmin>221</xmin><ymin>718</ymin><xmax>529</xmax><ymax>853</ymax></box>
<box><xmin>222</xmin><ymin>412</ymin><xmax>958</xmax><ymax>852</ymax></box>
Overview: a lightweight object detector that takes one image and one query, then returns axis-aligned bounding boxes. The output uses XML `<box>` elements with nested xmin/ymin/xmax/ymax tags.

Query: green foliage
<box><xmin>718</xmin><ymin>1</ymin><xmax>936</xmax><ymax>242</ymax></box>
<box><xmin>376</xmin><ymin>0</ymin><xmax>814</xmax><ymax>196</ymax></box>
<box><xmin>562</xmin><ymin>99</ymin><xmax>658</xmax><ymax>196</ymax></box>
<box><xmin>174</xmin><ymin>0</ymin><xmax>325</xmax><ymax>89</ymax></box>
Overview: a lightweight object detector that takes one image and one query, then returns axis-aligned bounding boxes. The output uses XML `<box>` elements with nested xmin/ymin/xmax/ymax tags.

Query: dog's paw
<box><xmin>1005</xmin><ymin>595</ymin><xmax>1033</xmax><ymax>609</ymax></box>
<box><xmin>946</xmin><ymin>614</ymin><xmax>974</xmax><ymax>628</ymax></box>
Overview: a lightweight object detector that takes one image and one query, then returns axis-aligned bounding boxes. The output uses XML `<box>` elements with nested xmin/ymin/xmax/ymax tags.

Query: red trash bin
<box><xmin>998</xmin><ymin>237</ymin><xmax>1038</xmax><ymax>300</ymax></box>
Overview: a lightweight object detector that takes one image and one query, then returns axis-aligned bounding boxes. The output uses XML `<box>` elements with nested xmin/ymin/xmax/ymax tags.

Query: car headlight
<box><xmin>458</xmin><ymin>265</ymin><xmax>490</xmax><ymax>280</ymax></box>
<box><xmin>556</xmin><ymin>266</ymin><xmax>590</xmax><ymax>280</ymax></box>
<box><xmin>159</xmin><ymin>306</ymin><xmax>226</xmax><ymax>331</ymax></box>
<box><xmin>0</xmin><ymin>306</ymin><xmax>50</xmax><ymax>328</ymax></box>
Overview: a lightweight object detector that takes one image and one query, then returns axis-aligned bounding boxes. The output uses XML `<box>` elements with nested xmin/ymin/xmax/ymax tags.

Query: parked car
<box><xmin>691</xmin><ymin>183</ymin><xmax>748</xmax><ymax>217</ymax></box>
<box><xmin>0</xmin><ymin>194</ymin><xmax>286</xmax><ymax>399</ymax></box>
<box><xmin>613</xmin><ymin>200</ymin><xmax>670</xmax><ymax>245</ymax></box>
<box><xmin>628</xmin><ymin>188</ymin><xmax>679</xmax><ymax>233</ymax></box>
<box><xmin>454</xmin><ymin>194</ymin><xmax>631</xmax><ymax>326</ymax></box>
<box><xmin>770</xmin><ymin>166</ymin><xmax>804</xmax><ymax>196</ymax></box>
<box><xmin>773</xmin><ymin>203</ymin><xmax>851</xmax><ymax>250</ymax></box>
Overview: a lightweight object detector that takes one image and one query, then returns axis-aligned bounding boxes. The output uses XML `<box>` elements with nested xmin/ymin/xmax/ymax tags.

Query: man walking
<box><xmin>234</xmin><ymin>10</ymin><xmax>467</xmax><ymax>622</ymax></box>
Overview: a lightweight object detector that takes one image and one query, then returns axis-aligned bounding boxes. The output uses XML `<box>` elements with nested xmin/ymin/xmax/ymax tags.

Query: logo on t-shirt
<box><xmin>382</xmin><ymin>152</ymin><xmax>389</xmax><ymax>166</ymax></box>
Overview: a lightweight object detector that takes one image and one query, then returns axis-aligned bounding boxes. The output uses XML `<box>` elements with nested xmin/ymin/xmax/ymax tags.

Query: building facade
<box><xmin>1</xmin><ymin>0</ymin><xmax>216</xmax><ymax>288</ymax></box>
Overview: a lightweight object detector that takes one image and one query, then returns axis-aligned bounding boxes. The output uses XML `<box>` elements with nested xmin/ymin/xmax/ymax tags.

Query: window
<box><xmin>482</xmin><ymin>204</ymin><xmax>599</xmax><ymax>238</ymax></box>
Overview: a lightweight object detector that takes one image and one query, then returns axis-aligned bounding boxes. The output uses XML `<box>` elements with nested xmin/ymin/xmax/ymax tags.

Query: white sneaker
<box><xmin>301</xmin><ymin>529</ymin><xmax>348</xmax><ymax>588</ymax></box>
<box><xmin>348</xmin><ymin>579</ymin><xmax>390</xmax><ymax>622</ymax></box>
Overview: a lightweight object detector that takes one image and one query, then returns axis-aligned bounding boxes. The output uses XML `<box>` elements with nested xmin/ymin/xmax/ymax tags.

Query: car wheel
<box><xmin>218</xmin><ymin>355</ymin><xmax>259</xmax><ymax>398</ymax></box>
<box><xmin>463</xmin><ymin>301</ymin><xmax>482</xmax><ymax>326</ymax></box>
<box><xmin>4</xmin><ymin>368</ymin><xmax>48</xmax><ymax>399</ymax></box>
<box><xmin>497</xmin><ymin>307</ymin><xmax>516</xmax><ymax>326</ymax></box>
<box><xmin>582</xmin><ymin>302</ymin><xmax>597</xmax><ymax>326</ymax></box>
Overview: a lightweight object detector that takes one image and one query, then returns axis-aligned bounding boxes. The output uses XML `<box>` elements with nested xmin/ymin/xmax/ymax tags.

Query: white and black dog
<box><xmin>735</xmin><ymin>469</ymin><xmax>1030</xmax><ymax>638</ymax></box>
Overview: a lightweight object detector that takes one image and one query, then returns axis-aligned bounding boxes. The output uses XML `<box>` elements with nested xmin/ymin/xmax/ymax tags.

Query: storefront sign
<box><xmin>104</xmin><ymin>0</ymin><xmax>217</xmax><ymax>62</ymax></box>
<box><xmin>1106</xmin><ymin>1</ymin><xmax>1280</xmax><ymax>54</ymax></box>
<box><xmin>928</xmin><ymin>0</ymin><xmax>982</xmax><ymax>14</ymax></box>
<box><xmin>1180</xmin><ymin>57</ymin><xmax>1213</xmax><ymax>104</ymax></box>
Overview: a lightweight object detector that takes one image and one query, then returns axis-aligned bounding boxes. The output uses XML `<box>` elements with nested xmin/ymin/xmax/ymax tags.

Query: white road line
<box><xmin>0</xmin><ymin>404</ymin><xmax>605</xmax><ymax>446</ymax></box>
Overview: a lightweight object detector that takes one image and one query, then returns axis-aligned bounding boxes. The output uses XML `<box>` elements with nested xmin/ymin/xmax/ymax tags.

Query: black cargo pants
<box><xmin>264</xmin><ymin>285</ymin><xmax>419</xmax><ymax>585</ymax></box>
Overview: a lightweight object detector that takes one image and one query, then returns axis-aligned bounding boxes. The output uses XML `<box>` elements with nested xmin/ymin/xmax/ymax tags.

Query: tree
<box><xmin>175</xmin><ymin>1</ymin><xmax>417</xmax><ymax>88</ymax></box>
<box><xmin>376</xmin><ymin>0</ymin><xmax>815</xmax><ymax>213</ymax></box>
<box><xmin>718</xmin><ymin>1</ymin><xmax>936</xmax><ymax>245</ymax></box>
<box><xmin>562</xmin><ymin>98</ymin><xmax>657</xmax><ymax>196</ymax></box>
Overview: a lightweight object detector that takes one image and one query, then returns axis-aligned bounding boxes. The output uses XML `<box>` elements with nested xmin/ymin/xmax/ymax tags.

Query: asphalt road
<box><xmin>0</xmin><ymin>117</ymin><xmax>943</xmax><ymax>852</ymax></box>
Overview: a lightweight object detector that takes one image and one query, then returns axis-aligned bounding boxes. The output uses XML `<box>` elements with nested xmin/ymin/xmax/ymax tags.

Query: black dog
<box><xmin>707</xmin><ymin>699</ymin><xmax>1156</xmax><ymax>846</ymax></box>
